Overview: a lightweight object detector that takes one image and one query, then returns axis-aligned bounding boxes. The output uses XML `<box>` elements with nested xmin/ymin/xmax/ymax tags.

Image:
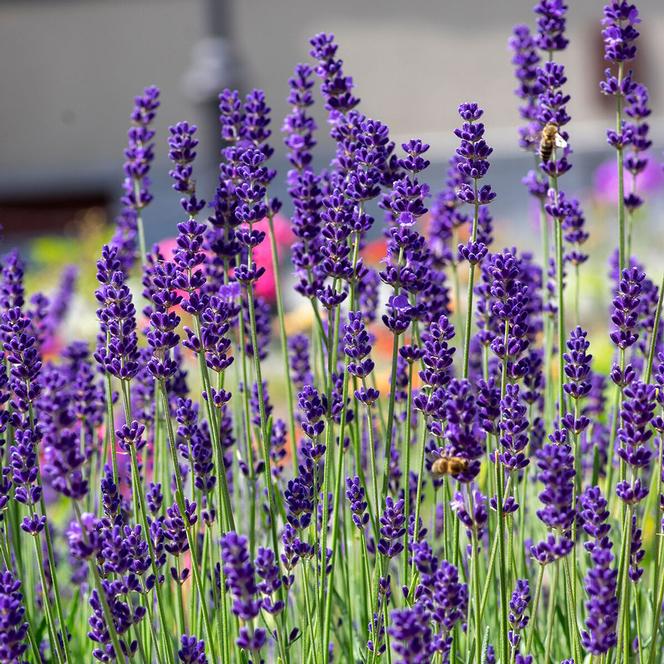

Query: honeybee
<box><xmin>430</xmin><ymin>455</ymin><xmax>469</xmax><ymax>478</ymax></box>
<box><xmin>536</xmin><ymin>122</ymin><xmax>568</xmax><ymax>163</ymax></box>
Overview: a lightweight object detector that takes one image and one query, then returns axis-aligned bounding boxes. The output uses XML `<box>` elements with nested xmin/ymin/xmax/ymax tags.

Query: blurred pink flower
<box><xmin>157</xmin><ymin>213</ymin><xmax>292</xmax><ymax>304</ymax></box>
<box><xmin>593</xmin><ymin>153</ymin><xmax>664</xmax><ymax>205</ymax></box>
<box><xmin>252</xmin><ymin>214</ymin><xmax>293</xmax><ymax>302</ymax></box>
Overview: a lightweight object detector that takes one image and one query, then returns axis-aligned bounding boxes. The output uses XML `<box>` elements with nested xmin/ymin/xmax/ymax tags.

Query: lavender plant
<box><xmin>1</xmin><ymin>1</ymin><xmax>663</xmax><ymax>663</ymax></box>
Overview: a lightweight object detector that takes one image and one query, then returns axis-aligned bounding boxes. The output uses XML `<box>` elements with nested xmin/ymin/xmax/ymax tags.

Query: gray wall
<box><xmin>1</xmin><ymin>0</ymin><xmax>663</xmax><ymax>243</ymax></box>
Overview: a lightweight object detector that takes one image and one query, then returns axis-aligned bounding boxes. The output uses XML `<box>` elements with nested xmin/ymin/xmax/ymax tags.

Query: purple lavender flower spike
<box><xmin>530</xmin><ymin>533</ymin><xmax>573</xmax><ymax>565</ymax></box>
<box><xmin>309</xmin><ymin>33</ymin><xmax>360</xmax><ymax>120</ymax></box>
<box><xmin>534</xmin><ymin>0</ymin><xmax>569</xmax><ymax>53</ymax></box>
<box><xmin>345</xmin><ymin>476</ymin><xmax>369</xmax><ymax>530</ymax></box>
<box><xmin>499</xmin><ymin>384</ymin><xmax>530</xmax><ymax>473</ymax></box>
<box><xmin>0</xmin><ymin>570</ymin><xmax>29</xmax><ymax>663</ymax></box>
<box><xmin>610</xmin><ymin>266</ymin><xmax>644</xmax><ymax>351</ymax></box>
<box><xmin>255</xmin><ymin>546</ymin><xmax>284</xmax><ymax>614</ymax></box>
<box><xmin>602</xmin><ymin>2</ymin><xmax>640</xmax><ymax>64</ymax></box>
<box><xmin>579</xmin><ymin>486</ymin><xmax>618</xmax><ymax>654</ymax></box>
<box><xmin>220</xmin><ymin>531</ymin><xmax>266</xmax><ymax>655</ymax></box>
<box><xmin>388</xmin><ymin>602</ymin><xmax>433</xmax><ymax>663</ymax></box>
<box><xmin>112</xmin><ymin>85</ymin><xmax>160</xmax><ymax>269</ymax></box>
<box><xmin>623</xmin><ymin>82</ymin><xmax>651</xmax><ymax>213</ymax></box>
<box><xmin>94</xmin><ymin>245</ymin><xmax>140</xmax><ymax>381</ymax></box>
<box><xmin>288</xmin><ymin>334</ymin><xmax>312</xmax><ymax>392</ymax></box>
<box><xmin>168</xmin><ymin>121</ymin><xmax>206</xmax><ymax>216</ymax></box>
<box><xmin>561</xmin><ymin>326</ymin><xmax>592</xmax><ymax>434</ymax></box>
<box><xmin>535</xmin><ymin>428</ymin><xmax>575</xmax><ymax>534</ymax></box>
<box><xmin>616</xmin><ymin>380</ymin><xmax>655</xmax><ymax>505</ymax></box>
<box><xmin>0</xmin><ymin>250</ymin><xmax>25</xmax><ymax>316</ymax></box>
<box><xmin>178</xmin><ymin>634</ymin><xmax>208</xmax><ymax>663</ymax></box>
<box><xmin>509</xmin><ymin>25</ymin><xmax>542</xmax><ymax>150</ymax></box>
<box><xmin>508</xmin><ymin>579</ymin><xmax>531</xmax><ymax>650</ymax></box>
<box><xmin>378</xmin><ymin>496</ymin><xmax>406</xmax><ymax>558</ymax></box>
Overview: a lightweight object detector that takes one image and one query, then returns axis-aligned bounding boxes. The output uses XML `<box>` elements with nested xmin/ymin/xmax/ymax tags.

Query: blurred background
<box><xmin>1</xmin><ymin>0</ymin><xmax>663</xmax><ymax>356</ymax></box>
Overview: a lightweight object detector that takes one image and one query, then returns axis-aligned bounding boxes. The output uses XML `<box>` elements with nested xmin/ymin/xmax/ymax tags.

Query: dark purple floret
<box><xmin>499</xmin><ymin>384</ymin><xmax>530</xmax><ymax>472</ymax></box>
<box><xmin>176</xmin><ymin>398</ymin><xmax>216</xmax><ymax>496</ymax></box>
<box><xmin>94</xmin><ymin>245</ymin><xmax>140</xmax><ymax>381</ymax></box>
<box><xmin>178</xmin><ymin>634</ymin><xmax>208</xmax><ymax>663</ymax></box>
<box><xmin>388</xmin><ymin>603</ymin><xmax>433</xmax><ymax>664</ymax></box>
<box><xmin>534</xmin><ymin>0</ymin><xmax>569</xmax><ymax>52</ymax></box>
<box><xmin>627</xmin><ymin>512</ymin><xmax>644</xmax><ymax>582</ymax></box>
<box><xmin>288</xmin><ymin>334</ymin><xmax>312</xmax><ymax>391</ymax></box>
<box><xmin>345</xmin><ymin>475</ymin><xmax>369</xmax><ymax>530</ymax></box>
<box><xmin>450</xmin><ymin>489</ymin><xmax>487</xmax><ymax>541</ymax></box>
<box><xmin>173</xmin><ymin>219</ymin><xmax>208</xmax><ymax>314</ymax></box>
<box><xmin>417</xmin><ymin>315</ymin><xmax>456</xmax><ymax>390</ymax></box>
<box><xmin>530</xmin><ymin>533</ymin><xmax>573</xmax><ymax>565</ymax></box>
<box><xmin>270</xmin><ymin>418</ymin><xmax>288</xmax><ymax>480</ymax></box>
<box><xmin>509</xmin><ymin>25</ymin><xmax>542</xmax><ymax>149</ymax></box>
<box><xmin>285</xmin><ymin>476</ymin><xmax>314</xmax><ymax>530</ymax></box>
<box><xmin>561</xmin><ymin>197</ymin><xmax>589</xmax><ymax>266</ymax></box>
<box><xmin>623</xmin><ymin>82</ymin><xmax>651</xmax><ymax>213</ymax></box>
<box><xmin>112</xmin><ymin>86</ymin><xmax>160</xmax><ymax>269</ymax></box>
<box><xmin>515</xmin><ymin>655</ymin><xmax>534</xmax><ymax>664</ymax></box>
<box><xmin>220</xmin><ymin>531</ymin><xmax>262</xmax><ymax>622</ymax></box>
<box><xmin>42</xmin><ymin>428</ymin><xmax>88</xmax><ymax>500</ymax></box>
<box><xmin>0</xmin><ymin>249</ymin><xmax>25</xmax><ymax>316</ymax></box>
<box><xmin>283</xmin><ymin>63</ymin><xmax>317</xmax><ymax>171</ymax></box>
<box><xmin>454</xmin><ymin>103</ymin><xmax>496</xmax><ymax>213</ymax></box>
<box><xmin>280</xmin><ymin>523</ymin><xmax>312</xmax><ymax>589</ymax></box>
<box><xmin>255</xmin><ymin>546</ymin><xmax>284</xmax><ymax>614</ymax></box>
<box><xmin>344</xmin><ymin>311</ymin><xmax>375</xmax><ymax>379</ymax></box>
<box><xmin>616</xmin><ymin>380</ymin><xmax>655</xmax><ymax>504</ymax></box>
<box><xmin>168</xmin><ymin>121</ymin><xmax>206</xmax><ymax>216</ymax></box>
<box><xmin>298</xmin><ymin>385</ymin><xmax>327</xmax><ymax>439</ymax></box>
<box><xmin>185</xmin><ymin>293</ymin><xmax>236</xmax><ymax>375</ymax></box>
<box><xmin>610</xmin><ymin>266</ymin><xmax>644</xmax><ymax>350</ymax></box>
<box><xmin>0</xmin><ymin>570</ymin><xmax>29</xmax><ymax>663</ymax></box>
<box><xmin>2</xmin><ymin>306</ymin><xmax>45</xmax><ymax>519</ymax></box>
<box><xmin>562</xmin><ymin>326</ymin><xmax>592</xmax><ymax>432</ymax></box>
<box><xmin>163</xmin><ymin>499</ymin><xmax>196</xmax><ymax>557</ymax></box>
<box><xmin>380</xmin><ymin>225</ymin><xmax>429</xmax><ymax>296</ymax></box>
<box><xmin>439</xmin><ymin>379</ymin><xmax>483</xmax><ymax>482</ymax></box>
<box><xmin>378</xmin><ymin>496</ymin><xmax>406</xmax><ymax>558</ymax></box>
<box><xmin>415</xmin><ymin>558</ymin><xmax>468</xmax><ymax>660</ymax></box>
<box><xmin>508</xmin><ymin>579</ymin><xmax>531</xmax><ymax>649</ymax></box>
<box><xmin>579</xmin><ymin>486</ymin><xmax>618</xmax><ymax>654</ymax></box>
<box><xmin>381</xmin><ymin>148</ymin><xmax>430</xmax><ymax>227</ymax></box>
<box><xmin>535</xmin><ymin>428</ymin><xmax>575</xmax><ymax>533</ymax></box>
<box><xmin>116</xmin><ymin>420</ymin><xmax>146</xmax><ymax>453</ymax></box>
<box><xmin>601</xmin><ymin>1</ymin><xmax>640</xmax><ymax>64</ymax></box>
<box><xmin>476</xmin><ymin>248</ymin><xmax>532</xmax><ymax>379</ymax></box>
<box><xmin>243</xmin><ymin>88</ymin><xmax>274</xmax><ymax>157</ymax></box>
<box><xmin>309</xmin><ymin>33</ymin><xmax>360</xmax><ymax>119</ymax></box>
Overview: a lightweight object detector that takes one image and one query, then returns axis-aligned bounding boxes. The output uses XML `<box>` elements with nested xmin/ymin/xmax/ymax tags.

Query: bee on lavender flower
<box><xmin>430</xmin><ymin>454</ymin><xmax>469</xmax><ymax>478</ymax></box>
<box><xmin>533</xmin><ymin>122</ymin><xmax>568</xmax><ymax>163</ymax></box>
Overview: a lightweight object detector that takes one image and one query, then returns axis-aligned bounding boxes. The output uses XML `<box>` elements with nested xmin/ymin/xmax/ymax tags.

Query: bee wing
<box><xmin>554</xmin><ymin>133</ymin><xmax>568</xmax><ymax>149</ymax></box>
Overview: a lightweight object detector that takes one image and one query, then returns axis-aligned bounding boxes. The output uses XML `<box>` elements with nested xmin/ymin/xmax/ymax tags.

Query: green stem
<box><xmin>157</xmin><ymin>381</ymin><xmax>219</xmax><ymax>662</ymax></box>
<box><xmin>461</xmin><ymin>181</ymin><xmax>480</xmax><ymax>379</ymax></box>
<box><xmin>644</xmin><ymin>272</ymin><xmax>664</xmax><ymax>384</ymax></box>
<box><xmin>526</xmin><ymin>564</ymin><xmax>545</xmax><ymax>654</ymax></box>
<box><xmin>381</xmin><ymin>332</ymin><xmax>401</xmax><ymax>500</ymax></box>
<box><xmin>544</xmin><ymin>562</ymin><xmax>560</xmax><ymax>664</ymax></box>
<box><xmin>616</xmin><ymin>62</ymin><xmax>626</xmax><ymax>273</ymax></box>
